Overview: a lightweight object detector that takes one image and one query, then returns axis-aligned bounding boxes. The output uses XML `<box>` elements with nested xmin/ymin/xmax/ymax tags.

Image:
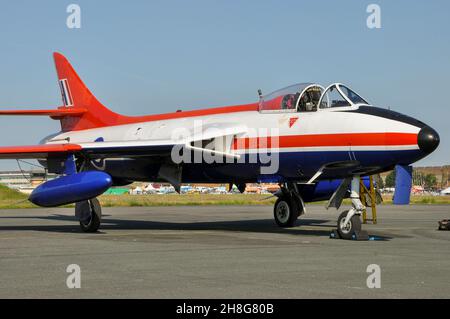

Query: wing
<box><xmin>56</xmin><ymin>123</ymin><xmax>247</xmax><ymax>159</ymax></box>
<box><xmin>0</xmin><ymin>131</ymin><xmax>244</xmax><ymax>160</ymax></box>
<box><xmin>0</xmin><ymin>120</ymin><xmax>247</xmax><ymax>162</ymax></box>
<box><xmin>0</xmin><ymin>141</ymin><xmax>179</xmax><ymax>160</ymax></box>
<box><xmin>0</xmin><ymin>144</ymin><xmax>82</xmax><ymax>159</ymax></box>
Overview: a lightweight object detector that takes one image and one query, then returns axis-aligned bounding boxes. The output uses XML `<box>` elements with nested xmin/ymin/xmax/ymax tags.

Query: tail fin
<box><xmin>53</xmin><ymin>52</ymin><xmax>123</xmax><ymax>131</ymax></box>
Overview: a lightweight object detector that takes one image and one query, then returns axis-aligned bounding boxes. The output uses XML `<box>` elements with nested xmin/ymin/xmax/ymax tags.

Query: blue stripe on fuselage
<box><xmin>188</xmin><ymin>149</ymin><xmax>422</xmax><ymax>182</ymax></box>
<box><xmin>103</xmin><ymin>149</ymin><xmax>424</xmax><ymax>183</ymax></box>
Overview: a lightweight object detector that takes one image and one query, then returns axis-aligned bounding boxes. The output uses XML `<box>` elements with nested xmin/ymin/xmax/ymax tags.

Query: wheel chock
<box><xmin>330</xmin><ymin>229</ymin><xmax>341</xmax><ymax>239</ymax></box>
<box><xmin>438</xmin><ymin>219</ymin><xmax>450</xmax><ymax>231</ymax></box>
<box><xmin>352</xmin><ymin>230</ymin><xmax>369</xmax><ymax>241</ymax></box>
<box><xmin>330</xmin><ymin>229</ymin><xmax>370</xmax><ymax>241</ymax></box>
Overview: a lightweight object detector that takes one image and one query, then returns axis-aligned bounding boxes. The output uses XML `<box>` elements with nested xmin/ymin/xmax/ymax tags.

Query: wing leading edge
<box><xmin>0</xmin><ymin>144</ymin><xmax>82</xmax><ymax>159</ymax></box>
<box><xmin>0</xmin><ymin>108</ymin><xmax>87</xmax><ymax>119</ymax></box>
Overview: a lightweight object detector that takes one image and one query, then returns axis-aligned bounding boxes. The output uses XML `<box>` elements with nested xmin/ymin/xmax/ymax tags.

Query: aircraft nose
<box><xmin>418</xmin><ymin>125</ymin><xmax>440</xmax><ymax>154</ymax></box>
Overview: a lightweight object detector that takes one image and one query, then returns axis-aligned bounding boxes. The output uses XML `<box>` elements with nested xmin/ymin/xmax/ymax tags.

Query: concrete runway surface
<box><xmin>0</xmin><ymin>204</ymin><xmax>449</xmax><ymax>298</ymax></box>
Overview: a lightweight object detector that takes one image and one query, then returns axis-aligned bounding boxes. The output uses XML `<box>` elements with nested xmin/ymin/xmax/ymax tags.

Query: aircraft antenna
<box><xmin>15</xmin><ymin>159</ymin><xmax>48</xmax><ymax>183</ymax></box>
<box><xmin>258</xmin><ymin>89</ymin><xmax>263</xmax><ymax>99</ymax></box>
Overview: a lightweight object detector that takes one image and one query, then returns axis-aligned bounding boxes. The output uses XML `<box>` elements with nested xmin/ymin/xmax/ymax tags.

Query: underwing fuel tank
<box><xmin>29</xmin><ymin>171</ymin><xmax>112</xmax><ymax>207</ymax></box>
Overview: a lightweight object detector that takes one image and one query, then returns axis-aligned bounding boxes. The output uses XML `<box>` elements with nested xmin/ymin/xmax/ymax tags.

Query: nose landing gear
<box><xmin>337</xmin><ymin>210</ymin><xmax>362</xmax><ymax>239</ymax></box>
<box><xmin>335</xmin><ymin>176</ymin><xmax>366</xmax><ymax>240</ymax></box>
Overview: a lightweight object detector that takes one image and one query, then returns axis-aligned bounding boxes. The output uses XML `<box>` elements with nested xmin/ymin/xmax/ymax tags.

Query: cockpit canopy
<box><xmin>319</xmin><ymin>83</ymin><xmax>368</xmax><ymax>109</ymax></box>
<box><xmin>258</xmin><ymin>83</ymin><xmax>369</xmax><ymax>113</ymax></box>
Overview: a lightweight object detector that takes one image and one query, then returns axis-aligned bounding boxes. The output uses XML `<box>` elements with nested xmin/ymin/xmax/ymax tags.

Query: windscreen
<box><xmin>319</xmin><ymin>85</ymin><xmax>350</xmax><ymax>108</ymax></box>
<box><xmin>339</xmin><ymin>85</ymin><xmax>369</xmax><ymax>105</ymax></box>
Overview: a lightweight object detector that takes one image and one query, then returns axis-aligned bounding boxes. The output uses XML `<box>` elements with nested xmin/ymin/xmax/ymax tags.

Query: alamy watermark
<box><xmin>366</xmin><ymin>264</ymin><xmax>381</xmax><ymax>288</ymax></box>
<box><xmin>366</xmin><ymin>4</ymin><xmax>381</xmax><ymax>29</ymax></box>
<box><xmin>66</xmin><ymin>4</ymin><xmax>81</xmax><ymax>29</ymax></box>
<box><xmin>170</xmin><ymin>120</ymin><xmax>280</xmax><ymax>175</ymax></box>
<box><xmin>66</xmin><ymin>264</ymin><xmax>81</xmax><ymax>289</ymax></box>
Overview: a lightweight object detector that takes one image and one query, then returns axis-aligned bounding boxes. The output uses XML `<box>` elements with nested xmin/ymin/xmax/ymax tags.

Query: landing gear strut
<box><xmin>336</xmin><ymin>176</ymin><xmax>364</xmax><ymax>239</ymax></box>
<box><xmin>273</xmin><ymin>183</ymin><xmax>305</xmax><ymax>228</ymax></box>
<box><xmin>76</xmin><ymin>198</ymin><xmax>102</xmax><ymax>233</ymax></box>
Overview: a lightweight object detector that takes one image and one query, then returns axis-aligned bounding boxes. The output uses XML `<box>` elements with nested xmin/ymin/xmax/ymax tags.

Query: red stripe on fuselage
<box><xmin>232</xmin><ymin>132</ymin><xmax>418</xmax><ymax>149</ymax></box>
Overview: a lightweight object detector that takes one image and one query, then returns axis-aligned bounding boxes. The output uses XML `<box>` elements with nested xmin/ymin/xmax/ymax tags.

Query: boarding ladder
<box><xmin>359</xmin><ymin>176</ymin><xmax>378</xmax><ymax>224</ymax></box>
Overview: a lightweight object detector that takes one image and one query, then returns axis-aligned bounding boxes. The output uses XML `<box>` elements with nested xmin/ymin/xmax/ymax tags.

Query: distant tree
<box><xmin>374</xmin><ymin>174</ymin><xmax>384</xmax><ymax>189</ymax></box>
<box><xmin>424</xmin><ymin>174</ymin><xmax>437</xmax><ymax>189</ymax></box>
<box><xmin>413</xmin><ymin>170</ymin><xmax>425</xmax><ymax>186</ymax></box>
<box><xmin>385</xmin><ymin>170</ymin><xmax>396</xmax><ymax>188</ymax></box>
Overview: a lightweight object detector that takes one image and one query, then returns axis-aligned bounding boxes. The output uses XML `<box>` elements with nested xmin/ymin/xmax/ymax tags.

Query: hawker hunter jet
<box><xmin>0</xmin><ymin>53</ymin><xmax>440</xmax><ymax>238</ymax></box>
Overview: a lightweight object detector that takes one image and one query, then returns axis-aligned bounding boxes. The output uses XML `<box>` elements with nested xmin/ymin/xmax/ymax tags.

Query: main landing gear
<box><xmin>76</xmin><ymin>198</ymin><xmax>102</xmax><ymax>233</ymax></box>
<box><xmin>273</xmin><ymin>183</ymin><xmax>305</xmax><ymax>228</ymax></box>
<box><xmin>273</xmin><ymin>176</ymin><xmax>367</xmax><ymax>239</ymax></box>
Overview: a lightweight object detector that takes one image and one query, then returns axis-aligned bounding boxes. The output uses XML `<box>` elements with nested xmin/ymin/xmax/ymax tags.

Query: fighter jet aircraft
<box><xmin>0</xmin><ymin>53</ymin><xmax>440</xmax><ymax>238</ymax></box>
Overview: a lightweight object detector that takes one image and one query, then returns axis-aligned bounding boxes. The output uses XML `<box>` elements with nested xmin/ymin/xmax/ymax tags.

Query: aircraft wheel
<box><xmin>337</xmin><ymin>210</ymin><xmax>361</xmax><ymax>240</ymax></box>
<box><xmin>274</xmin><ymin>196</ymin><xmax>298</xmax><ymax>228</ymax></box>
<box><xmin>77</xmin><ymin>198</ymin><xmax>102</xmax><ymax>233</ymax></box>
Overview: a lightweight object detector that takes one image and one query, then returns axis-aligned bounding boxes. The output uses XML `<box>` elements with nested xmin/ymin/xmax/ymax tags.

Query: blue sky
<box><xmin>0</xmin><ymin>0</ymin><xmax>448</xmax><ymax>170</ymax></box>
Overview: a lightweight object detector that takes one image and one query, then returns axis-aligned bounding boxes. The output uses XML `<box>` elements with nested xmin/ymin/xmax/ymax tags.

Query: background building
<box><xmin>0</xmin><ymin>170</ymin><xmax>56</xmax><ymax>194</ymax></box>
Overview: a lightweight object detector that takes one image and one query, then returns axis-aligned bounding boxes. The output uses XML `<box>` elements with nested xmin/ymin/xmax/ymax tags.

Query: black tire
<box><xmin>337</xmin><ymin>210</ymin><xmax>362</xmax><ymax>239</ymax></box>
<box><xmin>274</xmin><ymin>196</ymin><xmax>298</xmax><ymax>228</ymax></box>
<box><xmin>77</xmin><ymin>198</ymin><xmax>102</xmax><ymax>233</ymax></box>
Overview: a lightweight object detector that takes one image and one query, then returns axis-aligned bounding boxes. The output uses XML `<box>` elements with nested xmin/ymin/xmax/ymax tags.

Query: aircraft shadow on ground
<box><xmin>0</xmin><ymin>213</ymin><xmax>394</xmax><ymax>240</ymax></box>
<box><xmin>0</xmin><ymin>214</ymin><xmax>343</xmax><ymax>237</ymax></box>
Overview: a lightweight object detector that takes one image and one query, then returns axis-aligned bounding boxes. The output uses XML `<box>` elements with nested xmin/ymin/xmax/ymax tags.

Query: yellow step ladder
<box><xmin>360</xmin><ymin>176</ymin><xmax>378</xmax><ymax>224</ymax></box>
